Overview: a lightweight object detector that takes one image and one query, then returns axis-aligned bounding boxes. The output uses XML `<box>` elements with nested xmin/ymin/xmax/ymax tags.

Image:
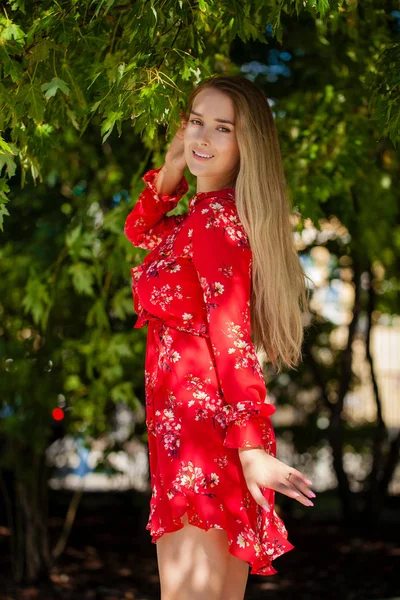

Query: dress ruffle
<box><xmin>146</xmin><ymin>481</ymin><xmax>294</xmax><ymax>576</ymax></box>
<box><xmin>215</xmin><ymin>399</ymin><xmax>277</xmax><ymax>449</ymax></box>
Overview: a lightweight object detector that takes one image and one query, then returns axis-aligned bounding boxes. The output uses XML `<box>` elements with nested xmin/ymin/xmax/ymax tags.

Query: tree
<box><xmin>1</xmin><ymin>0</ymin><xmax>400</xmax><ymax>229</ymax></box>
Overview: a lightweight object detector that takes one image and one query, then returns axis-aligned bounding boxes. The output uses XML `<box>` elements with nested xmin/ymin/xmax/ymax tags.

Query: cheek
<box><xmin>220</xmin><ymin>138</ymin><xmax>240</xmax><ymax>164</ymax></box>
<box><xmin>184</xmin><ymin>128</ymin><xmax>196</xmax><ymax>143</ymax></box>
<box><xmin>184</xmin><ymin>129</ymin><xmax>197</xmax><ymax>155</ymax></box>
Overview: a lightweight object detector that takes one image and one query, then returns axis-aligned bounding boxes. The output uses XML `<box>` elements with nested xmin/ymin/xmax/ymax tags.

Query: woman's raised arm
<box><xmin>124</xmin><ymin>164</ymin><xmax>188</xmax><ymax>250</ymax></box>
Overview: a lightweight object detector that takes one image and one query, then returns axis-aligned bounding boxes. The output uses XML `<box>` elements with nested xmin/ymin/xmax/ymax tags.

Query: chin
<box><xmin>187</xmin><ymin>160</ymin><xmax>212</xmax><ymax>173</ymax></box>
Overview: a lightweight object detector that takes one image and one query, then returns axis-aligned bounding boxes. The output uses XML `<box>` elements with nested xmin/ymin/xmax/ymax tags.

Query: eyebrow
<box><xmin>190</xmin><ymin>110</ymin><xmax>235</xmax><ymax>126</ymax></box>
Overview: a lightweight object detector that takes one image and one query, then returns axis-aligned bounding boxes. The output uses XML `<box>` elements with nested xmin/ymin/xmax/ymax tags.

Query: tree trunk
<box><xmin>12</xmin><ymin>455</ymin><xmax>51</xmax><ymax>583</ymax></box>
<box><xmin>362</xmin><ymin>267</ymin><xmax>389</xmax><ymax>527</ymax></box>
<box><xmin>2</xmin><ymin>444</ymin><xmax>86</xmax><ymax>583</ymax></box>
<box><xmin>379</xmin><ymin>430</ymin><xmax>400</xmax><ymax>497</ymax></box>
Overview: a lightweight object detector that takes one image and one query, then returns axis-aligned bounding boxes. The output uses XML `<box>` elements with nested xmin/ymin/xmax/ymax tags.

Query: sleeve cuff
<box><xmin>217</xmin><ymin>400</ymin><xmax>277</xmax><ymax>449</ymax></box>
<box><xmin>143</xmin><ymin>167</ymin><xmax>188</xmax><ymax>205</ymax></box>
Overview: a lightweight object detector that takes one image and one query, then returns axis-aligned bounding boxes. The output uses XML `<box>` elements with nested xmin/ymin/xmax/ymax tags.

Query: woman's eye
<box><xmin>189</xmin><ymin>119</ymin><xmax>230</xmax><ymax>133</ymax></box>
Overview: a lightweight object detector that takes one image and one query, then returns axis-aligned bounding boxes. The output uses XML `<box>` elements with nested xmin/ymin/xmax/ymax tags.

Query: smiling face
<box><xmin>184</xmin><ymin>87</ymin><xmax>240</xmax><ymax>193</ymax></box>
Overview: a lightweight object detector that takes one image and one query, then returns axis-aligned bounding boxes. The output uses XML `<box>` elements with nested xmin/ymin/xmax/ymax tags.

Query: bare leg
<box><xmin>220</xmin><ymin>552</ymin><xmax>249</xmax><ymax>600</ymax></box>
<box><xmin>156</xmin><ymin>512</ymin><xmax>232</xmax><ymax>600</ymax></box>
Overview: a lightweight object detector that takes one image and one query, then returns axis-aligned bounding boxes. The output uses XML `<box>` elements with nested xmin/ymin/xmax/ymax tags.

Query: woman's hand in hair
<box><xmin>238</xmin><ymin>448</ymin><xmax>316</xmax><ymax>509</ymax></box>
<box><xmin>164</xmin><ymin>111</ymin><xmax>188</xmax><ymax>173</ymax></box>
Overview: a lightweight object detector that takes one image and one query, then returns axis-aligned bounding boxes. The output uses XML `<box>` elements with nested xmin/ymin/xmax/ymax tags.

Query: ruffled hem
<box><xmin>143</xmin><ymin>166</ymin><xmax>189</xmax><ymax>203</ymax></box>
<box><xmin>146</xmin><ymin>489</ymin><xmax>294</xmax><ymax>576</ymax></box>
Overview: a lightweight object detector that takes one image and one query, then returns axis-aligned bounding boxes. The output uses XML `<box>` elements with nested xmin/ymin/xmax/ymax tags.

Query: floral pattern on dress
<box><xmin>184</xmin><ymin>374</ymin><xmax>224</xmax><ymax>421</ymax></box>
<box><xmin>152</xmin><ymin>387</ymin><xmax>182</xmax><ymax>460</ymax></box>
<box><xmin>190</xmin><ymin>201</ymin><xmax>278</xmax><ymax>450</ymax></box>
<box><xmin>124</xmin><ymin>166</ymin><xmax>294</xmax><ymax>576</ymax></box>
<box><xmin>124</xmin><ymin>169</ymin><xmax>188</xmax><ymax>251</ymax></box>
<box><xmin>172</xmin><ymin>460</ymin><xmax>220</xmax><ymax>493</ymax></box>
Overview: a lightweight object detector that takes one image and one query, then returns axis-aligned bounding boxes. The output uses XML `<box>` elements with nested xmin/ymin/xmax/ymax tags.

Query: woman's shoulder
<box><xmin>189</xmin><ymin>196</ymin><xmax>250</xmax><ymax>250</ymax></box>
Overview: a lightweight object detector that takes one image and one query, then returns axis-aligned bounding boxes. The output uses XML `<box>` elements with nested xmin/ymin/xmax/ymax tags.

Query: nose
<box><xmin>197</xmin><ymin>130</ymin><xmax>211</xmax><ymax>146</ymax></box>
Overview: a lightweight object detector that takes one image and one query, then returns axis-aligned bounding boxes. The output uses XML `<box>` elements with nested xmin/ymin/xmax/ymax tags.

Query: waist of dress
<box><xmin>134</xmin><ymin>310</ymin><xmax>209</xmax><ymax>338</ymax></box>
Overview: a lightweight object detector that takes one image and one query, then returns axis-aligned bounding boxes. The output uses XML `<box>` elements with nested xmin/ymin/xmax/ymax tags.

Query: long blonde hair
<box><xmin>185</xmin><ymin>74</ymin><xmax>310</xmax><ymax>372</ymax></box>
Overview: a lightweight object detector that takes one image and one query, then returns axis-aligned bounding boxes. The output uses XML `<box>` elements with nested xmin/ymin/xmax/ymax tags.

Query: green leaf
<box><xmin>0</xmin><ymin>153</ymin><xmax>17</xmax><ymax>178</ymax></box>
<box><xmin>41</xmin><ymin>77</ymin><xmax>71</xmax><ymax>100</ymax></box>
<box><xmin>26</xmin><ymin>85</ymin><xmax>45</xmax><ymax>123</ymax></box>
<box><xmin>101</xmin><ymin>110</ymin><xmax>123</xmax><ymax>143</ymax></box>
<box><xmin>0</xmin><ymin>16</ymin><xmax>25</xmax><ymax>44</ymax></box>
<box><xmin>22</xmin><ymin>277</ymin><xmax>51</xmax><ymax>328</ymax></box>
<box><xmin>0</xmin><ymin>196</ymin><xmax>10</xmax><ymax>231</ymax></box>
<box><xmin>0</xmin><ymin>136</ymin><xmax>15</xmax><ymax>154</ymax></box>
<box><xmin>86</xmin><ymin>298</ymin><xmax>111</xmax><ymax>330</ymax></box>
<box><xmin>66</xmin><ymin>224</ymin><xmax>82</xmax><ymax>248</ymax></box>
<box><xmin>68</xmin><ymin>262</ymin><xmax>95</xmax><ymax>296</ymax></box>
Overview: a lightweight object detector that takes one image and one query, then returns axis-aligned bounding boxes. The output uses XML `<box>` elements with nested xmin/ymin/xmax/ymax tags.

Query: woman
<box><xmin>124</xmin><ymin>74</ymin><xmax>315</xmax><ymax>600</ymax></box>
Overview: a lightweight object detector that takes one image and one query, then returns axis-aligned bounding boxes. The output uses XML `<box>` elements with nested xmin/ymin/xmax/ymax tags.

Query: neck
<box><xmin>196</xmin><ymin>176</ymin><xmax>235</xmax><ymax>194</ymax></box>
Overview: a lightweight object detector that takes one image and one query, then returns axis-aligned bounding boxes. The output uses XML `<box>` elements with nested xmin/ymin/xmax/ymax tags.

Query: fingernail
<box><xmin>306</xmin><ymin>479</ymin><xmax>312</xmax><ymax>485</ymax></box>
<box><xmin>307</xmin><ymin>500</ymin><xmax>314</xmax><ymax>506</ymax></box>
<box><xmin>309</xmin><ymin>492</ymin><xmax>316</xmax><ymax>498</ymax></box>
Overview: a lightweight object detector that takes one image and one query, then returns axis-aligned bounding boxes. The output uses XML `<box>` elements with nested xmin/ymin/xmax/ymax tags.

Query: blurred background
<box><xmin>0</xmin><ymin>1</ymin><xmax>399</xmax><ymax>599</ymax></box>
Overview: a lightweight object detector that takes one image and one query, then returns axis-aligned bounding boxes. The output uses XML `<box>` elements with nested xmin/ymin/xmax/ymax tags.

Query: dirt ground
<box><xmin>0</xmin><ymin>490</ymin><xmax>399</xmax><ymax>600</ymax></box>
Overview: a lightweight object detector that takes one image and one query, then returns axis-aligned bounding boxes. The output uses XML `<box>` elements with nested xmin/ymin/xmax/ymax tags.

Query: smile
<box><xmin>193</xmin><ymin>150</ymin><xmax>214</xmax><ymax>160</ymax></box>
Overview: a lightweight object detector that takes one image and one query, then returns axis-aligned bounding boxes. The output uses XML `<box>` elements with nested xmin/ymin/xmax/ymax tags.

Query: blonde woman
<box><xmin>124</xmin><ymin>74</ymin><xmax>315</xmax><ymax>600</ymax></box>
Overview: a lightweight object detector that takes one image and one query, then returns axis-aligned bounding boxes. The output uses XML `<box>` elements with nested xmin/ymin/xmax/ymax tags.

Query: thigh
<box><xmin>220</xmin><ymin>551</ymin><xmax>249</xmax><ymax>600</ymax></box>
<box><xmin>156</xmin><ymin>512</ymin><xmax>231</xmax><ymax>600</ymax></box>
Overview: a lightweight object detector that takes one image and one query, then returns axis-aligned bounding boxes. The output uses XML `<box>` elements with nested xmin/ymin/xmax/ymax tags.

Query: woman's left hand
<box><xmin>238</xmin><ymin>448</ymin><xmax>316</xmax><ymax>509</ymax></box>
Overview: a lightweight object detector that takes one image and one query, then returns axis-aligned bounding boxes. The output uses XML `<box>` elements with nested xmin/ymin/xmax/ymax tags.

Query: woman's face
<box><xmin>184</xmin><ymin>88</ymin><xmax>240</xmax><ymax>192</ymax></box>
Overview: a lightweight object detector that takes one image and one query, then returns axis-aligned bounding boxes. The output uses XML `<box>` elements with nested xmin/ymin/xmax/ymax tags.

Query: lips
<box><xmin>192</xmin><ymin>149</ymin><xmax>214</xmax><ymax>160</ymax></box>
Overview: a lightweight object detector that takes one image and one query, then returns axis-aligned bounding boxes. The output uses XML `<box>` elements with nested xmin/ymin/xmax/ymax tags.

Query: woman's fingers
<box><xmin>241</xmin><ymin>454</ymin><xmax>316</xmax><ymax>509</ymax></box>
<box><xmin>280</xmin><ymin>479</ymin><xmax>314</xmax><ymax>507</ymax></box>
<box><xmin>249</xmin><ymin>481</ymin><xmax>312</xmax><ymax>510</ymax></box>
<box><xmin>248</xmin><ymin>483</ymin><xmax>270</xmax><ymax>510</ymax></box>
<box><xmin>292</xmin><ymin>468</ymin><xmax>313</xmax><ymax>487</ymax></box>
<box><xmin>286</xmin><ymin>470</ymin><xmax>316</xmax><ymax>500</ymax></box>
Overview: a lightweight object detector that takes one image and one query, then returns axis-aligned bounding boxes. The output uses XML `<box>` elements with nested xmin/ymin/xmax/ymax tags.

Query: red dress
<box><xmin>124</xmin><ymin>166</ymin><xmax>294</xmax><ymax>576</ymax></box>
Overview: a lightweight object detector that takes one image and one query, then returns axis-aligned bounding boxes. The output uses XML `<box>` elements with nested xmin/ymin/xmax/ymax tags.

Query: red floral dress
<box><xmin>124</xmin><ymin>166</ymin><xmax>294</xmax><ymax>576</ymax></box>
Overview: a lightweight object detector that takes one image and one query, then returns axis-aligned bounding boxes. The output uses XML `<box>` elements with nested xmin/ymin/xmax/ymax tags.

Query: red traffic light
<box><xmin>52</xmin><ymin>408</ymin><xmax>65</xmax><ymax>421</ymax></box>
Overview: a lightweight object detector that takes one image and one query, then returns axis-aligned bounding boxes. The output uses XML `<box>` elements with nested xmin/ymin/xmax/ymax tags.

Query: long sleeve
<box><xmin>124</xmin><ymin>166</ymin><xmax>189</xmax><ymax>250</ymax></box>
<box><xmin>191</xmin><ymin>201</ymin><xmax>276</xmax><ymax>450</ymax></box>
